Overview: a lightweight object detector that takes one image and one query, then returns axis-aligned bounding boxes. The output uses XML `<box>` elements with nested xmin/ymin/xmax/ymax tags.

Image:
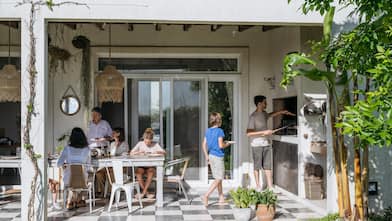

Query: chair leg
<box><xmin>135</xmin><ymin>183</ymin><xmax>143</xmax><ymax>208</ymax></box>
<box><xmin>115</xmin><ymin>190</ymin><xmax>121</xmax><ymax>208</ymax></box>
<box><xmin>88</xmin><ymin>189</ymin><xmax>92</xmax><ymax>213</ymax></box>
<box><xmin>63</xmin><ymin>189</ymin><xmax>67</xmax><ymax>209</ymax></box>
<box><xmin>104</xmin><ymin>178</ymin><xmax>109</xmax><ymax>198</ymax></box>
<box><xmin>92</xmin><ymin>176</ymin><xmax>96</xmax><ymax>206</ymax></box>
<box><xmin>125</xmin><ymin>188</ymin><xmax>133</xmax><ymax>213</ymax></box>
<box><xmin>179</xmin><ymin>181</ymin><xmax>189</xmax><ymax>203</ymax></box>
<box><xmin>107</xmin><ymin>188</ymin><xmax>116</xmax><ymax>212</ymax></box>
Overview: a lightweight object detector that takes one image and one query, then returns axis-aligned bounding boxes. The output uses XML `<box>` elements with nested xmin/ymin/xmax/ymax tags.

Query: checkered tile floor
<box><xmin>0</xmin><ymin>187</ymin><xmax>324</xmax><ymax>221</ymax></box>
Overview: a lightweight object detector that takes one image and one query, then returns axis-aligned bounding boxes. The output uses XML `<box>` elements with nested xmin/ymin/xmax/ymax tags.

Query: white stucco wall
<box><xmin>1</xmin><ymin>0</ymin><xmax>324</xmax><ymax>24</ymax></box>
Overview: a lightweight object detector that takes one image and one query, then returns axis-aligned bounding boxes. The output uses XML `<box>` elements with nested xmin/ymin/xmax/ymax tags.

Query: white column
<box><xmin>20</xmin><ymin>11</ymin><xmax>48</xmax><ymax>221</ymax></box>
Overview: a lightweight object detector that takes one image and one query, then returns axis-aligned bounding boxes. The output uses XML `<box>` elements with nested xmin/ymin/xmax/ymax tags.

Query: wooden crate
<box><xmin>310</xmin><ymin>141</ymin><xmax>327</xmax><ymax>155</ymax></box>
<box><xmin>305</xmin><ymin>179</ymin><xmax>324</xmax><ymax>200</ymax></box>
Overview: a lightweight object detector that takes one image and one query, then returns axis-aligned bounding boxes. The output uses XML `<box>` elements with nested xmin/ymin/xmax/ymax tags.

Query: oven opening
<box><xmin>272</xmin><ymin>96</ymin><xmax>297</xmax><ymax>136</ymax></box>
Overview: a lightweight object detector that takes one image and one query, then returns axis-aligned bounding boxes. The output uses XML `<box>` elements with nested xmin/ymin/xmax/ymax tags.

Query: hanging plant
<box><xmin>48</xmin><ymin>45</ymin><xmax>71</xmax><ymax>75</ymax></box>
<box><xmin>72</xmin><ymin>35</ymin><xmax>91</xmax><ymax>108</ymax></box>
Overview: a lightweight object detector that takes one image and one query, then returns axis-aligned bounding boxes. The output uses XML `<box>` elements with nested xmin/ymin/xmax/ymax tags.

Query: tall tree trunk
<box><xmin>327</xmin><ymin>86</ymin><xmax>344</xmax><ymax>216</ymax></box>
<box><xmin>337</xmin><ymin>85</ymin><xmax>352</xmax><ymax>217</ymax></box>
<box><xmin>353</xmin><ymin>75</ymin><xmax>364</xmax><ymax>220</ymax></box>
<box><xmin>338</xmin><ymin>128</ymin><xmax>351</xmax><ymax>217</ymax></box>
<box><xmin>362</xmin><ymin>77</ymin><xmax>370</xmax><ymax>220</ymax></box>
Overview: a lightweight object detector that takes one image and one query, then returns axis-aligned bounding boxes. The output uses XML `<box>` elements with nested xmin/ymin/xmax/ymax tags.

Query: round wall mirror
<box><xmin>60</xmin><ymin>95</ymin><xmax>80</xmax><ymax>116</ymax></box>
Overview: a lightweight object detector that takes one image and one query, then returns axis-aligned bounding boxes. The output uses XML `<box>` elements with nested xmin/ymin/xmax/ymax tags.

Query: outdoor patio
<box><xmin>0</xmin><ymin>186</ymin><xmax>324</xmax><ymax>221</ymax></box>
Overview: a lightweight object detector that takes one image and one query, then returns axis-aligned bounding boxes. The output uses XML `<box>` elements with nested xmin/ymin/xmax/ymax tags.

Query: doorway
<box><xmin>125</xmin><ymin>75</ymin><xmax>238</xmax><ymax>183</ymax></box>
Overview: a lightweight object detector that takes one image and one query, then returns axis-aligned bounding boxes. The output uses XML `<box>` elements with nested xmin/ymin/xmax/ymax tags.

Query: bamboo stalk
<box><xmin>352</xmin><ymin>75</ymin><xmax>364</xmax><ymax>220</ymax></box>
<box><xmin>328</xmin><ymin>86</ymin><xmax>344</xmax><ymax>216</ymax></box>
<box><xmin>362</xmin><ymin>77</ymin><xmax>370</xmax><ymax>220</ymax></box>
<box><xmin>337</xmin><ymin>85</ymin><xmax>352</xmax><ymax>217</ymax></box>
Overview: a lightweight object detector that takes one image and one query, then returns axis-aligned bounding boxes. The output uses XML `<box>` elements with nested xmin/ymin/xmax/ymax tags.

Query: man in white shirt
<box><xmin>87</xmin><ymin>107</ymin><xmax>112</xmax><ymax>148</ymax></box>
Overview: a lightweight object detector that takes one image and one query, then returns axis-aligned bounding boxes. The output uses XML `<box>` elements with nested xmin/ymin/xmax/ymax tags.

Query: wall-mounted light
<box><xmin>264</xmin><ymin>76</ymin><xmax>275</xmax><ymax>89</ymax></box>
<box><xmin>368</xmin><ymin>181</ymin><xmax>378</xmax><ymax>196</ymax></box>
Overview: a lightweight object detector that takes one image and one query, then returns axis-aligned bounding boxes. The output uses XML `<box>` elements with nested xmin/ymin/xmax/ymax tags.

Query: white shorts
<box><xmin>209</xmin><ymin>154</ymin><xmax>224</xmax><ymax>180</ymax></box>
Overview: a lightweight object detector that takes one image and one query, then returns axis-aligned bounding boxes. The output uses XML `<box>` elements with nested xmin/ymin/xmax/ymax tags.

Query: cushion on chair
<box><xmin>69</xmin><ymin>165</ymin><xmax>87</xmax><ymax>189</ymax></box>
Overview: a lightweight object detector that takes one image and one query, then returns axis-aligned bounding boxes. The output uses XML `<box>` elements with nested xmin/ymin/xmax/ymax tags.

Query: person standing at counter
<box><xmin>87</xmin><ymin>107</ymin><xmax>112</xmax><ymax>196</ymax></box>
<box><xmin>87</xmin><ymin>107</ymin><xmax>112</xmax><ymax>149</ymax></box>
<box><xmin>246</xmin><ymin>95</ymin><xmax>294</xmax><ymax>191</ymax></box>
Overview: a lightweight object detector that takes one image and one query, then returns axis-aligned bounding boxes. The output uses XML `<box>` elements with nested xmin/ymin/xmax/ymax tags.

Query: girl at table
<box><xmin>57</xmin><ymin>127</ymin><xmax>91</xmax><ymax>210</ymax></box>
<box><xmin>130</xmin><ymin>128</ymin><xmax>165</xmax><ymax>199</ymax></box>
<box><xmin>95</xmin><ymin>127</ymin><xmax>129</xmax><ymax>196</ymax></box>
<box><xmin>109</xmin><ymin>127</ymin><xmax>129</xmax><ymax>156</ymax></box>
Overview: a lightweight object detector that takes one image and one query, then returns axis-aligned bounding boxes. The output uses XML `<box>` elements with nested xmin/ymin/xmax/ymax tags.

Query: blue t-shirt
<box><xmin>205</xmin><ymin>127</ymin><xmax>225</xmax><ymax>157</ymax></box>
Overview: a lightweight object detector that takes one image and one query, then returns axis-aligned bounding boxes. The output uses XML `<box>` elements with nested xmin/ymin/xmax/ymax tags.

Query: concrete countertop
<box><xmin>272</xmin><ymin>135</ymin><xmax>299</xmax><ymax>144</ymax></box>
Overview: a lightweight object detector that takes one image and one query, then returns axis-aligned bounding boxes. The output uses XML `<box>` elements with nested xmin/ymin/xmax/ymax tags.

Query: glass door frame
<box><xmin>124</xmin><ymin>72</ymin><xmax>240</xmax><ymax>185</ymax></box>
<box><xmin>205</xmin><ymin>75</ymin><xmax>240</xmax><ymax>185</ymax></box>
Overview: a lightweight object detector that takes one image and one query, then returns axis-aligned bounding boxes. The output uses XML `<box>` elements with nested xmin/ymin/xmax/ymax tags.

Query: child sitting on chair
<box><xmin>130</xmin><ymin>128</ymin><xmax>165</xmax><ymax>199</ymax></box>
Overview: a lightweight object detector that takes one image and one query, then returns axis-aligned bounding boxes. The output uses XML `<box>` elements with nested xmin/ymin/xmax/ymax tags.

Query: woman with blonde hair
<box><xmin>130</xmin><ymin>128</ymin><xmax>165</xmax><ymax>198</ymax></box>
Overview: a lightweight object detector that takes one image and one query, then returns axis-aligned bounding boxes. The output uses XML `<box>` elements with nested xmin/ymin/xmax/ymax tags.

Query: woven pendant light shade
<box><xmin>95</xmin><ymin>65</ymin><xmax>124</xmax><ymax>103</ymax></box>
<box><xmin>0</xmin><ymin>64</ymin><xmax>20</xmax><ymax>102</ymax></box>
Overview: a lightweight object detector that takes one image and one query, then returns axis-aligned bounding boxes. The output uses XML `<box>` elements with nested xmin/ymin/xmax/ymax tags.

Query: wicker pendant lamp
<box><xmin>0</xmin><ymin>22</ymin><xmax>20</xmax><ymax>102</ymax></box>
<box><xmin>95</xmin><ymin>23</ymin><xmax>124</xmax><ymax>103</ymax></box>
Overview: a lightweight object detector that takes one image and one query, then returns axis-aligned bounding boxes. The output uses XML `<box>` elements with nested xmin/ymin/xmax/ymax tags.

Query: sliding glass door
<box><xmin>127</xmin><ymin>76</ymin><xmax>236</xmax><ymax>182</ymax></box>
<box><xmin>173</xmin><ymin>80</ymin><xmax>202</xmax><ymax>180</ymax></box>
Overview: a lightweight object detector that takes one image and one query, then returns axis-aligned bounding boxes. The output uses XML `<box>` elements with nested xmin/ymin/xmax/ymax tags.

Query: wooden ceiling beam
<box><xmin>127</xmin><ymin>24</ymin><xmax>134</xmax><ymax>31</ymax></box>
<box><xmin>238</xmin><ymin>25</ymin><xmax>253</xmax><ymax>32</ymax></box>
<box><xmin>183</xmin><ymin>24</ymin><xmax>191</xmax><ymax>31</ymax></box>
<box><xmin>64</xmin><ymin>23</ymin><xmax>77</xmax><ymax>30</ymax></box>
<box><xmin>210</xmin><ymin>24</ymin><xmax>222</xmax><ymax>32</ymax></box>
<box><xmin>154</xmin><ymin>23</ymin><xmax>162</xmax><ymax>31</ymax></box>
<box><xmin>262</xmin><ymin>25</ymin><xmax>281</xmax><ymax>32</ymax></box>
<box><xmin>96</xmin><ymin>23</ymin><xmax>106</xmax><ymax>31</ymax></box>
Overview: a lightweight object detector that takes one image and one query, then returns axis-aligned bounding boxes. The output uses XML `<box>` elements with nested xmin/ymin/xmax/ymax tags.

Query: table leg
<box><xmin>156</xmin><ymin>165</ymin><xmax>163</xmax><ymax>207</ymax></box>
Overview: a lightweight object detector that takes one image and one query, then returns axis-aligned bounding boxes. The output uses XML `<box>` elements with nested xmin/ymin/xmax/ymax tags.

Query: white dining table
<box><xmin>49</xmin><ymin>155</ymin><xmax>166</xmax><ymax>207</ymax></box>
<box><xmin>0</xmin><ymin>157</ymin><xmax>22</xmax><ymax>188</ymax></box>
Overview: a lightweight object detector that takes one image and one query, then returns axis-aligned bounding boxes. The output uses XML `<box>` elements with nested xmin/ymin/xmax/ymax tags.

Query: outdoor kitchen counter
<box><xmin>272</xmin><ymin>135</ymin><xmax>299</xmax><ymax>144</ymax></box>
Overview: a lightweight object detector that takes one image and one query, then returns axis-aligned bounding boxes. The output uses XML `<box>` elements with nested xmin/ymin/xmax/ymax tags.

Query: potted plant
<box><xmin>253</xmin><ymin>189</ymin><xmax>277</xmax><ymax>221</ymax></box>
<box><xmin>229</xmin><ymin>187</ymin><xmax>256</xmax><ymax>221</ymax></box>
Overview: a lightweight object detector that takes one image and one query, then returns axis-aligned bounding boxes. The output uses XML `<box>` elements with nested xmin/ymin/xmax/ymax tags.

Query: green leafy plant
<box><xmin>229</xmin><ymin>187</ymin><xmax>256</xmax><ymax>208</ymax></box>
<box><xmin>308</xmin><ymin>213</ymin><xmax>340</xmax><ymax>221</ymax></box>
<box><xmin>369</xmin><ymin>207</ymin><xmax>392</xmax><ymax>221</ymax></box>
<box><xmin>55</xmin><ymin>132</ymin><xmax>69</xmax><ymax>154</ymax></box>
<box><xmin>252</xmin><ymin>189</ymin><xmax>277</xmax><ymax>207</ymax></box>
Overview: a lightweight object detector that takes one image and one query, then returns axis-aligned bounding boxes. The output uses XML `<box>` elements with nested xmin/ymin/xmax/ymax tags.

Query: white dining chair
<box><xmin>163</xmin><ymin>157</ymin><xmax>190</xmax><ymax>203</ymax></box>
<box><xmin>107</xmin><ymin>160</ymin><xmax>143</xmax><ymax>213</ymax></box>
<box><xmin>63</xmin><ymin>164</ymin><xmax>94</xmax><ymax>213</ymax></box>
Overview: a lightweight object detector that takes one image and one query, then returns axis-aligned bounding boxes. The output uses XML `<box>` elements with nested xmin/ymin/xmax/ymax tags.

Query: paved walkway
<box><xmin>0</xmin><ymin>187</ymin><xmax>324</xmax><ymax>221</ymax></box>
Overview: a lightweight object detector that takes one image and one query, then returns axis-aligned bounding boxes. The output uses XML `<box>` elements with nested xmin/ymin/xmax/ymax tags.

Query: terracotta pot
<box><xmin>256</xmin><ymin>204</ymin><xmax>275</xmax><ymax>221</ymax></box>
